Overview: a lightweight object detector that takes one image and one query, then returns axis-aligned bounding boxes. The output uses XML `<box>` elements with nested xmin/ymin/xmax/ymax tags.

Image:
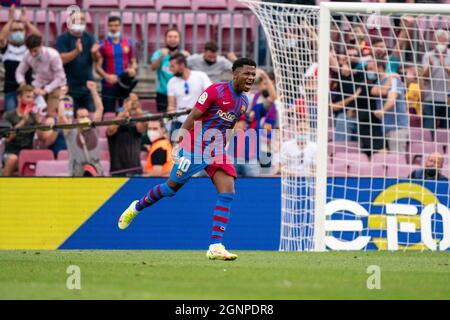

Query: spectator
<box><xmin>36</xmin><ymin>115</ymin><xmax>67</xmax><ymax>159</ymax></box>
<box><xmin>167</xmin><ymin>53</ymin><xmax>211</xmax><ymax>138</ymax></box>
<box><xmin>187</xmin><ymin>41</ymin><xmax>237</xmax><ymax>83</ymax></box>
<box><xmin>409</xmin><ymin>152</ymin><xmax>447</xmax><ymax>180</ymax></box>
<box><xmin>151</xmin><ymin>28</ymin><xmax>189</xmax><ymax>112</ymax></box>
<box><xmin>330</xmin><ymin>50</ymin><xmax>361</xmax><ymax>142</ymax></box>
<box><xmin>280</xmin><ymin>118</ymin><xmax>317</xmax><ymax>177</ymax></box>
<box><xmin>0</xmin><ymin>6</ymin><xmax>40</xmax><ymax>111</ymax></box>
<box><xmin>16</xmin><ymin>34</ymin><xmax>66</xmax><ymax>117</ymax></box>
<box><xmin>143</xmin><ymin>119</ymin><xmax>174</xmax><ymax>177</ymax></box>
<box><xmin>106</xmin><ymin>93</ymin><xmax>147</xmax><ymax>177</ymax></box>
<box><xmin>56</xmin><ymin>10</ymin><xmax>100</xmax><ymax>113</ymax></box>
<box><xmin>404</xmin><ymin>64</ymin><xmax>422</xmax><ymax>115</ymax></box>
<box><xmin>372</xmin><ymin>60</ymin><xmax>409</xmax><ymax>153</ymax></box>
<box><xmin>1</xmin><ymin>85</ymin><xmax>38</xmax><ymax>176</ymax></box>
<box><xmin>96</xmin><ymin>16</ymin><xmax>138</xmax><ymax>113</ymax></box>
<box><xmin>421</xmin><ymin>29</ymin><xmax>450</xmax><ymax>130</ymax></box>
<box><xmin>58</xmin><ymin>81</ymin><xmax>104</xmax><ymax>176</ymax></box>
<box><xmin>246</xmin><ymin>69</ymin><xmax>278</xmax><ymax>169</ymax></box>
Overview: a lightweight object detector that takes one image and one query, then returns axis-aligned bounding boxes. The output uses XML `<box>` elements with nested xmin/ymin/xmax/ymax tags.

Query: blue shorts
<box><xmin>169</xmin><ymin>148</ymin><xmax>237</xmax><ymax>184</ymax></box>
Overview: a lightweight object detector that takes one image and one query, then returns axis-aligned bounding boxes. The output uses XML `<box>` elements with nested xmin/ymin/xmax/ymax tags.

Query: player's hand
<box><xmin>171</xmin><ymin>142</ymin><xmax>180</xmax><ymax>163</ymax></box>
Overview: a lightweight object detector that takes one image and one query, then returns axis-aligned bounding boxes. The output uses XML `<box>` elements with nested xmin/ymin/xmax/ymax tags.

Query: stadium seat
<box><xmin>41</xmin><ymin>0</ymin><xmax>77</xmax><ymax>7</ymax></box>
<box><xmin>178</xmin><ymin>13</ymin><xmax>214</xmax><ymax>53</ymax></box>
<box><xmin>327</xmin><ymin>160</ymin><xmax>347</xmax><ymax>177</ymax></box>
<box><xmin>386</xmin><ymin>164</ymin><xmax>419</xmax><ymax>178</ymax></box>
<box><xmin>18</xmin><ymin>149</ymin><xmax>55</xmax><ymax>176</ymax></box>
<box><xmin>228</xmin><ymin>0</ymin><xmax>250</xmax><ymax>11</ymax></box>
<box><xmin>57</xmin><ymin>149</ymin><xmax>69</xmax><ymax>160</ymax></box>
<box><xmin>327</xmin><ymin>140</ymin><xmax>359</xmax><ymax>156</ymax></box>
<box><xmin>334</xmin><ymin>152</ymin><xmax>370</xmax><ymax>166</ymax></box>
<box><xmin>140</xmin><ymin>151</ymin><xmax>148</xmax><ymax>161</ymax></box>
<box><xmin>35</xmin><ymin>160</ymin><xmax>69</xmax><ymax>176</ymax></box>
<box><xmin>191</xmin><ymin>0</ymin><xmax>227</xmax><ymax>11</ymax></box>
<box><xmin>435</xmin><ymin>129</ymin><xmax>450</xmax><ymax>145</ymax></box>
<box><xmin>347</xmin><ymin>162</ymin><xmax>382</xmax><ymax>177</ymax></box>
<box><xmin>372</xmin><ymin>152</ymin><xmax>407</xmax><ymax>166</ymax></box>
<box><xmin>100</xmin><ymin>150</ymin><xmax>110</xmax><ymax>161</ymax></box>
<box><xmin>155</xmin><ymin>0</ymin><xmax>191</xmax><ymax>10</ymax></box>
<box><xmin>217</xmin><ymin>13</ymin><xmax>255</xmax><ymax>55</ymax></box>
<box><xmin>119</xmin><ymin>0</ymin><xmax>155</xmax><ymax>9</ymax></box>
<box><xmin>140</xmin><ymin>99</ymin><xmax>157</xmax><ymax>113</ymax></box>
<box><xmin>83</xmin><ymin>0</ymin><xmax>119</xmax><ymax>9</ymax></box>
<box><xmin>20</xmin><ymin>0</ymin><xmax>41</xmax><ymax>7</ymax></box>
<box><xmin>30</xmin><ymin>10</ymin><xmax>57</xmax><ymax>46</ymax></box>
<box><xmin>99</xmin><ymin>137</ymin><xmax>108</xmax><ymax>151</ymax></box>
<box><xmin>409</xmin><ymin>128</ymin><xmax>433</xmax><ymax>143</ymax></box>
<box><xmin>103</xmin><ymin>112</ymin><xmax>117</xmax><ymax>121</ymax></box>
<box><xmin>100</xmin><ymin>160</ymin><xmax>110</xmax><ymax>176</ymax></box>
<box><xmin>98</xmin><ymin>126</ymin><xmax>107</xmax><ymax>138</ymax></box>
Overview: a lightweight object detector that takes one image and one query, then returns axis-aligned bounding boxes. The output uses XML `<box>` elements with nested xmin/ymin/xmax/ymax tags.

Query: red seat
<box><xmin>179</xmin><ymin>13</ymin><xmax>214</xmax><ymax>54</ymax></box>
<box><xmin>29</xmin><ymin>10</ymin><xmax>57</xmax><ymax>46</ymax></box>
<box><xmin>228</xmin><ymin>0</ymin><xmax>250</xmax><ymax>11</ymax></box>
<box><xmin>18</xmin><ymin>149</ymin><xmax>55</xmax><ymax>176</ymax></box>
<box><xmin>327</xmin><ymin>160</ymin><xmax>347</xmax><ymax>177</ymax></box>
<box><xmin>35</xmin><ymin>160</ymin><xmax>69</xmax><ymax>176</ymax></box>
<box><xmin>409</xmin><ymin>128</ymin><xmax>433</xmax><ymax>143</ymax></box>
<box><xmin>57</xmin><ymin>149</ymin><xmax>69</xmax><ymax>160</ymax></box>
<box><xmin>41</xmin><ymin>0</ymin><xmax>77</xmax><ymax>7</ymax></box>
<box><xmin>155</xmin><ymin>0</ymin><xmax>191</xmax><ymax>10</ymax></box>
<box><xmin>140</xmin><ymin>99</ymin><xmax>157</xmax><ymax>113</ymax></box>
<box><xmin>191</xmin><ymin>0</ymin><xmax>227</xmax><ymax>10</ymax></box>
<box><xmin>327</xmin><ymin>141</ymin><xmax>360</xmax><ymax>156</ymax></box>
<box><xmin>386</xmin><ymin>164</ymin><xmax>420</xmax><ymax>178</ymax></box>
<box><xmin>119</xmin><ymin>0</ymin><xmax>155</xmax><ymax>9</ymax></box>
<box><xmin>100</xmin><ymin>150</ymin><xmax>110</xmax><ymax>161</ymax></box>
<box><xmin>372</xmin><ymin>152</ymin><xmax>408</xmax><ymax>166</ymax></box>
<box><xmin>216</xmin><ymin>13</ymin><xmax>255</xmax><ymax>55</ymax></box>
<box><xmin>99</xmin><ymin>137</ymin><xmax>109</xmax><ymax>151</ymax></box>
<box><xmin>435</xmin><ymin>129</ymin><xmax>450</xmax><ymax>145</ymax></box>
<box><xmin>83</xmin><ymin>0</ymin><xmax>119</xmax><ymax>9</ymax></box>
<box><xmin>103</xmin><ymin>112</ymin><xmax>117</xmax><ymax>121</ymax></box>
<box><xmin>20</xmin><ymin>0</ymin><xmax>41</xmax><ymax>7</ymax></box>
<box><xmin>100</xmin><ymin>160</ymin><xmax>110</xmax><ymax>176</ymax></box>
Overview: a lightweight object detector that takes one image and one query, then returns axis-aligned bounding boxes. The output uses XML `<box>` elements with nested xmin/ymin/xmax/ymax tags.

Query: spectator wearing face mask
<box><xmin>0</xmin><ymin>6</ymin><xmax>40</xmax><ymax>111</ymax></box>
<box><xmin>409</xmin><ymin>152</ymin><xmax>448</xmax><ymax>180</ymax></box>
<box><xmin>96</xmin><ymin>16</ymin><xmax>138</xmax><ymax>114</ymax></box>
<box><xmin>143</xmin><ymin>120</ymin><xmax>174</xmax><ymax>177</ymax></box>
<box><xmin>151</xmin><ymin>28</ymin><xmax>190</xmax><ymax>113</ymax></box>
<box><xmin>187</xmin><ymin>42</ymin><xmax>237</xmax><ymax>83</ymax></box>
<box><xmin>106</xmin><ymin>93</ymin><xmax>147</xmax><ymax>177</ymax></box>
<box><xmin>1</xmin><ymin>84</ymin><xmax>38</xmax><ymax>176</ymax></box>
<box><xmin>58</xmin><ymin>81</ymin><xmax>104</xmax><ymax>177</ymax></box>
<box><xmin>16</xmin><ymin>34</ymin><xmax>67</xmax><ymax>117</ymax></box>
<box><xmin>56</xmin><ymin>10</ymin><xmax>100</xmax><ymax>113</ymax></box>
<box><xmin>421</xmin><ymin>29</ymin><xmax>450</xmax><ymax>130</ymax></box>
<box><xmin>167</xmin><ymin>53</ymin><xmax>212</xmax><ymax>139</ymax></box>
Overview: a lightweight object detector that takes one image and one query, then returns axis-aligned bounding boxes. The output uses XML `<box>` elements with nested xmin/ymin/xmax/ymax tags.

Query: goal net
<box><xmin>240</xmin><ymin>1</ymin><xmax>450</xmax><ymax>251</ymax></box>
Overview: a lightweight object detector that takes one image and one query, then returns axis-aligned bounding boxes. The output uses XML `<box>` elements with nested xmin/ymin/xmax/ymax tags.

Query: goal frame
<box><xmin>315</xmin><ymin>2</ymin><xmax>450</xmax><ymax>251</ymax></box>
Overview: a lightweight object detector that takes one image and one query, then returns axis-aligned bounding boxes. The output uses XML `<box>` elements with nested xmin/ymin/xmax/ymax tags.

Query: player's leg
<box><xmin>118</xmin><ymin>149</ymin><xmax>207</xmax><ymax>229</ymax></box>
<box><xmin>206</xmin><ymin>166</ymin><xmax>238</xmax><ymax>261</ymax></box>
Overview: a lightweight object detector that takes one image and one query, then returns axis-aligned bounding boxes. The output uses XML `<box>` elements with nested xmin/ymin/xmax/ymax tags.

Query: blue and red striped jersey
<box><xmin>99</xmin><ymin>37</ymin><xmax>134</xmax><ymax>87</ymax></box>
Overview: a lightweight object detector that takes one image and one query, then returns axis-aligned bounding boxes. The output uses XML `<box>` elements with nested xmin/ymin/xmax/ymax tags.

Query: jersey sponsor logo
<box><xmin>198</xmin><ymin>92</ymin><xmax>208</xmax><ymax>105</ymax></box>
<box><xmin>216</xmin><ymin>110</ymin><xmax>236</xmax><ymax>122</ymax></box>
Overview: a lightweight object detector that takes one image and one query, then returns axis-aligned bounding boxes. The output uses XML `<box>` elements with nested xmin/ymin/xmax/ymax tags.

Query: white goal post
<box><xmin>240</xmin><ymin>1</ymin><xmax>450</xmax><ymax>252</ymax></box>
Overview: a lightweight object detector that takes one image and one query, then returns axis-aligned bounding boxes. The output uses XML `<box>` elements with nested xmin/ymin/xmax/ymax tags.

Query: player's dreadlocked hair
<box><xmin>232</xmin><ymin>57</ymin><xmax>257</xmax><ymax>72</ymax></box>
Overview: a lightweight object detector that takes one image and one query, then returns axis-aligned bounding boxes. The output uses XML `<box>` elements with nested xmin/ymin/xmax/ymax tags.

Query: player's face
<box><xmin>235</xmin><ymin>65</ymin><xmax>257</xmax><ymax>92</ymax></box>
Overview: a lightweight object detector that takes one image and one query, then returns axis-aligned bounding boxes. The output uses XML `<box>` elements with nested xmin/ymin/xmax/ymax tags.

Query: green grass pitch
<box><xmin>0</xmin><ymin>250</ymin><xmax>449</xmax><ymax>299</ymax></box>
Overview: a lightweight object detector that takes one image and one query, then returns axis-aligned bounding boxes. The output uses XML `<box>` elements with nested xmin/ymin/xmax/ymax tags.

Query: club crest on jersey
<box><xmin>176</xmin><ymin>170</ymin><xmax>183</xmax><ymax>177</ymax></box>
<box><xmin>198</xmin><ymin>92</ymin><xmax>208</xmax><ymax>105</ymax></box>
<box><xmin>240</xmin><ymin>105</ymin><xmax>246</xmax><ymax>113</ymax></box>
<box><xmin>216</xmin><ymin>110</ymin><xmax>236</xmax><ymax>122</ymax></box>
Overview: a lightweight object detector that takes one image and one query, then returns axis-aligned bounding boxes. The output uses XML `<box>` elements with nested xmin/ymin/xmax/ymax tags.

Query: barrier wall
<box><xmin>0</xmin><ymin>177</ymin><xmax>281</xmax><ymax>250</ymax></box>
<box><xmin>0</xmin><ymin>177</ymin><xmax>448</xmax><ymax>250</ymax></box>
